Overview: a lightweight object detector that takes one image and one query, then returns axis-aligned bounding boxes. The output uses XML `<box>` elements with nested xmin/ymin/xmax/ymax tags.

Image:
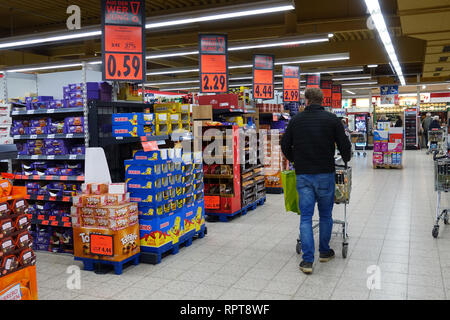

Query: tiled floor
<box><xmin>36</xmin><ymin>150</ymin><xmax>450</xmax><ymax>300</ymax></box>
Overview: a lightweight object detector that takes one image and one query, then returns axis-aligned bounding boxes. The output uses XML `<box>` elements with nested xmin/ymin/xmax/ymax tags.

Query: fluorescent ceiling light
<box><xmin>7</xmin><ymin>63</ymin><xmax>83</xmax><ymax>73</ymax></box>
<box><xmin>0</xmin><ymin>31</ymin><xmax>101</xmax><ymax>50</ymax></box>
<box><xmin>301</xmin><ymin>67</ymin><xmax>364</xmax><ymax>75</ymax></box>
<box><xmin>146</xmin><ymin>51</ymin><xmax>199</xmax><ymax>59</ymax></box>
<box><xmin>145</xmin><ymin>4</ymin><xmax>294</xmax><ymax>29</ymax></box>
<box><xmin>345</xmin><ymin>90</ymin><xmax>356</xmax><ymax>95</ymax></box>
<box><xmin>341</xmin><ymin>81</ymin><xmax>378</xmax><ymax>86</ymax></box>
<box><xmin>0</xmin><ymin>1</ymin><xmax>294</xmax><ymax>50</ymax></box>
<box><xmin>422</xmin><ymin>85</ymin><xmax>426</xmax><ymax>89</ymax></box>
<box><xmin>367</xmin><ymin>64</ymin><xmax>378</xmax><ymax>68</ymax></box>
<box><xmin>332</xmin><ymin>75</ymin><xmax>372</xmax><ymax>81</ymax></box>
<box><xmin>328</xmin><ymin>34</ymin><xmax>334</xmax><ymax>38</ymax></box>
<box><xmin>364</xmin><ymin>0</ymin><xmax>405</xmax><ymax>86</ymax></box>
<box><xmin>228</xmin><ymin>38</ymin><xmax>328</xmax><ymax>52</ymax></box>
<box><xmin>147</xmin><ymin>68</ymin><xmax>199</xmax><ymax>76</ymax></box>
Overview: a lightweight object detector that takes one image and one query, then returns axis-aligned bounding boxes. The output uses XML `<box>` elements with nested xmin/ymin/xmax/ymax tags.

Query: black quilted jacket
<box><xmin>281</xmin><ymin>104</ymin><xmax>352</xmax><ymax>174</ymax></box>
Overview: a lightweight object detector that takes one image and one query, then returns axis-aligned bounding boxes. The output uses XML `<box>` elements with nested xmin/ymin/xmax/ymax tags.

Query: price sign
<box><xmin>90</xmin><ymin>233</ymin><xmax>114</xmax><ymax>257</ymax></box>
<box><xmin>101</xmin><ymin>0</ymin><xmax>145</xmax><ymax>82</ymax></box>
<box><xmin>332</xmin><ymin>84</ymin><xmax>342</xmax><ymax>108</ymax></box>
<box><xmin>199</xmin><ymin>34</ymin><xmax>228</xmax><ymax>94</ymax></box>
<box><xmin>253</xmin><ymin>54</ymin><xmax>274</xmax><ymax>100</ymax></box>
<box><xmin>142</xmin><ymin>141</ymin><xmax>159</xmax><ymax>151</ymax></box>
<box><xmin>282</xmin><ymin>65</ymin><xmax>300</xmax><ymax>102</ymax></box>
<box><xmin>320</xmin><ymin>80</ymin><xmax>333</xmax><ymax>107</ymax></box>
<box><xmin>205</xmin><ymin>195</ymin><xmax>220</xmax><ymax>210</ymax></box>
<box><xmin>306</xmin><ymin>74</ymin><xmax>321</xmax><ymax>89</ymax></box>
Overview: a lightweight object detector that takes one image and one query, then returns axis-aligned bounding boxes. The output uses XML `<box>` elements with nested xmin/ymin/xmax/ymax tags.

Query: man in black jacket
<box><xmin>281</xmin><ymin>87</ymin><xmax>351</xmax><ymax>274</ymax></box>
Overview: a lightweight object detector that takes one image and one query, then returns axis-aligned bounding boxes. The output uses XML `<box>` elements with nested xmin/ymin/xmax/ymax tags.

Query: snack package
<box><xmin>15</xmin><ymin>214</ymin><xmax>31</xmax><ymax>231</ymax></box>
<box><xmin>83</xmin><ymin>195</ymin><xmax>107</xmax><ymax>207</ymax></box>
<box><xmin>0</xmin><ymin>180</ymin><xmax>12</xmax><ymax>198</ymax></box>
<box><xmin>16</xmin><ymin>231</ymin><xmax>32</xmax><ymax>249</ymax></box>
<box><xmin>90</xmin><ymin>183</ymin><xmax>109</xmax><ymax>195</ymax></box>
<box><xmin>108</xmin><ymin>183</ymin><xmax>127</xmax><ymax>195</ymax></box>
<box><xmin>68</xmin><ymin>99</ymin><xmax>84</xmax><ymax>108</ymax></box>
<box><xmin>27</xmin><ymin>126</ymin><xmax>48</xmax><ymax>135</ymax></box>
<box><xmin>30</xmin><ymin>119</ymin><xmax>48</xmax><ymax>128</ymax></box>
<box><xmin>44</xmin><ymin>139</ymin><xmax>66</xmax><ymax>148</ymax></box>
<box><xmin>66</xmin><ymin>126</ymin><xmax>84</xmax><ymax>134</ymax></box>
<box><xmin>1</xmin><ymin>255</ymin><xmax>18</xmax><ymax>275</ymax></box>
<box><xmin>0</xmin><ymin>219</ymin><xmax>14</xmax><ymax>237</ymax></box>
<box><xmin>47</xmin><ymin>121</ymin><xmax>65</xmax><ymax>134</ymax></box>
<box><xmin>70</xmin><ymin>146</ymin><xmax>85</xmax><ymax>155</ymax></box>
<box><xmin>105</xmin><ymin>193</ymin><xmax>129</xmax><ymax>206</ymax></box>
<box><xmin>11</xmin><ymin>126</ymin><xmax>26</xmax><ymax>135</ymax></box>
<box><xmin>48</xmin><ymin>100</ymin><xmax>65</xmax><ymax>109</ymax></box>
<box><xmin>18</xmin><ymin>248</ymin><xmax>36</xmax><ymax>267</ymax></box>
<box><xmin>0</xmin><ymin>237</ymin><xmax>15</xmax><ymax>257</ymax></box>
<box><xmin>0</xmin><ymin>203</ymin><xmax>10</xmax><ymax>218</ymax></box>
<box><xmin>65</xmin><ymin>117</ymin><xmax>84</xmax><ymax>127</ymax></box>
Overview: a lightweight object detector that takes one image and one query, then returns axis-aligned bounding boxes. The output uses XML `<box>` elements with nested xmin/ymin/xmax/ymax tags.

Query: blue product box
<box><xmin>69</xmin><ymin>82</ymin><xmax>99</xmax><ymax>92</ymax></box>
<box><xmin>374</xmin><ymin>130</ymin><xmax>388</xmax><ymax>141</ymax></box>
<box><xmin>138</xmin><ymin>202</ymin><xmax>164</xmax><ymax>217</ymax></box>
<box><xmin>48</xmin><ymin>100</ymin><xmax>65</xmax><ymax>109</ymax></box>
<box><xmin>139</xmin><ymin>210</ymin><xmax>185</xmax><ymax>249</ymax></box>
<box><xmin>125</xmin><ymin>160</ymin><xmax>163</xmax><ymax>178</ymax></box>
<box><xmin>130</xmin><ymin>189</ymin><xmax>164</xmax><ymax>204</ymax></box>
<box><xmin>184</xmin><ymin>201</ymin><xmax>205</xmax><ymax>234</ymax></box>
<box><xmin>68</xmin><ymin>98</ymin><xmax>84</xmax><ymax>108</ymax></box>
<box><xmin>112</xmin><ymin>124</ymin><xmax>144</xmax><ymax>137</ymax></box>
<box><xmin>126</xmin><ymin>177</ymin><xmax>164</xmax><ymax>193</ymax></box>
<box><xmin>112</xmin><ymin>113</ymin><xmax>143</xmax><ymax>126</ymax></box>
<box><xmin>132</xmin><ymin>149</ymin><xmax>167</xmax><ymax>164</ymax></box>
<box><xmin>183</xmin><ymin>174</ymin><xmax>194</xmax><ymax>186</ymax></box>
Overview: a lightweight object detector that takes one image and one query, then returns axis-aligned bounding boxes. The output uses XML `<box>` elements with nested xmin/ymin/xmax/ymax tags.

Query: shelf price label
<box><xmin>332</xmin><ymin>84</ymin><xmax>342</xmax><ymax>108</ymax></box>
<box><xmin>253</xmin><ymin>54</ymin><xmax>274</xmax><ymax>100</ymax></box>
<box><xmin>101</xmin><ymin>0</ymin><xmax>146</xmax><ymax>82</ymax></box>
<box><xmin>320</xmin><ymin>80</ymin><xmax>333</xmax><ymax>107</ymax></box>
<box><xmin>90</xmin><ymin>234</ymin><xmax>114</xmax><ymax>257</ymax></box>
<box><xmin>199</xmin><ymin>34</ymin><xmax>228</xmax><ymax>94</ymax></box>
<box><xmin>306</xmin><ymin>74</ymin><xmax>321</xmax><ymax>89</ymax></box>
<box><xmin>205</xmin><ymin>195</ymin><xmax>220</xmax><ymax>210</ymax></box>
<box><xmin>282</xmin><ymin>66</ymin><xmax>300</xmax><ymax>102</ymax></box>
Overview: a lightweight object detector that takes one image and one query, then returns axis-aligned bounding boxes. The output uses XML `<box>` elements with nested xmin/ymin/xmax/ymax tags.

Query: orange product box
<box><xmin>94</xmin><ymin>202</ymin><xmax>137</xmax><ymax>218</ymax></box>
<box><xmin>105</xmin><ymin>193</ymin><xmax>130</xmax><ymax>206</ymax></box>
<box><xmin>73</xmin><ymin>224</ymin><xmax>140</xmax><ymax>262</ymax></box>
<box><xmin>72</xmin><ymin>195</ymin><xmax>107</xmax><ymax>208</ymax></box>
<box><xmin>0</xmin><ymin>265</ymin><xmax>38</xmax><ymax>300</ymax></box>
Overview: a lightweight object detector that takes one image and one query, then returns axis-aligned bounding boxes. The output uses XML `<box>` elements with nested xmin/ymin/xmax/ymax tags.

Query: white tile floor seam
<box><xmin>35</xmin><ymin>150</ymin><xmax>450</xmax><ymax>300</ymax></box>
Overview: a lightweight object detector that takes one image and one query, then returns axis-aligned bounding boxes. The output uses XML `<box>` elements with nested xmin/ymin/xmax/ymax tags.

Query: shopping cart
<box><xmin>427</xmin><ymin>128</ymin><xmax>445</xmax><ymax>157</ymax></box>
<box><xmin>295</xmin><ymin>163</ymin><xmax>351</xmax><ymax>258</ymax></box>
<box><xmin>350</xmin><ymin>132</ymin><xmax>367</xmax><ymax>157</ymax></box>
<box><xmin>432</xmin><ymin>156</ymin><xmax>450</xmax><ymax>238</ymax></box>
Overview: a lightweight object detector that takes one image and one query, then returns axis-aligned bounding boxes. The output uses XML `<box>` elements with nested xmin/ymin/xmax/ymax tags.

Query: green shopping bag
<box><xmin>281</xmin><ymin>170</ymin><xmax>301</xmax><ymax>215</ymax></box>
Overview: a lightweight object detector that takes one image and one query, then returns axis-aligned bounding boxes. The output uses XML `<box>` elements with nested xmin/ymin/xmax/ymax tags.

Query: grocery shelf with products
<box><xmin>404</xmin><ymin>108</ymin><xmax>419</xmax><ymax>150</ymax></box>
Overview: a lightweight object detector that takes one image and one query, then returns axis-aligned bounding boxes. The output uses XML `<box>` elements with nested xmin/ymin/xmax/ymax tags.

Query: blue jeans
<box><xmin>296</xmin><ymin>173</ymin><xmax>335</xmax><ymax>263</ymax></box>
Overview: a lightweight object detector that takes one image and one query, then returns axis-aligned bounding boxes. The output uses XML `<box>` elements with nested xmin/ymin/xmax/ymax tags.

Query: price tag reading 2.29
<box><xmin>253</xmin><ymin>54</ymin><xmax>274</xmax><ymax>100</ymax></box>
<box><xmin>283</xmin><ymin>65</ymin><xmax>300</xmax><ymax>103</ymax></box>
<box><xmin>199</xmin><ymin>34</ymin><xmax>228</xmax><ymax>94</ymax></box>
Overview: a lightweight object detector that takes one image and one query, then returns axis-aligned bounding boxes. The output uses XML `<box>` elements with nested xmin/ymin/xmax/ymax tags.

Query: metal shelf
<box><xmin>13</xmin><ymin>133</ymin><xmax>84</xmax><ymax>140</ymax></box>
<box><xmin>17</xmin><ymin>155</ymin><xmax>85</xmax><ymax>160</ymax></box>
<box><xmin>11</xmin><ymin>107</ymin><xmax>84</xmax><ymax>116</ymax></box>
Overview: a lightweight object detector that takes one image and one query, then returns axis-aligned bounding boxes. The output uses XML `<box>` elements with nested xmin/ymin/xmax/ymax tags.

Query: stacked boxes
<box><xmin>112</xmin><ymin>113</ymin><xmax>155</xmax><ymax>137</ymax></box>
<box><xmin>125</xmin><ymin>149</ymin><xmax>205</xmax><ymax>251</ymax></box>
<box><xmin>373</xmin><ymin>128</ymin><xmax>403</xmax><ymax>167</ymax></box>
<box><xmin>256</xmin><ymin>103</ymin><xmax>284</xmax><ymax>113</ymax></box>
<box><xmin>264</xmin><ymin>129</ymin><xmax>289</xmax><ymax>189</ymax></box>
<box><xmin>71</xmin><ymin>183</ymin><xmax>140</xmax><ymax>262</ymax></box>
<box><xmin>153</xmin><ymin>103</ymin><xmax>191</xmax><ymax>135</ymax></box>
<box><xmin>0</xmin><ymin>103</ymin><xmax>12</xmax><ymax>145</ymax></box>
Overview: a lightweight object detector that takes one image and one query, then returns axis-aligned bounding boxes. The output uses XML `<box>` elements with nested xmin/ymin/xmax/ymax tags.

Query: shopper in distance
<box><xmin>281</xmin><ymin>87</ymin><xmax>352</xmax><ymax>275</ymax></box>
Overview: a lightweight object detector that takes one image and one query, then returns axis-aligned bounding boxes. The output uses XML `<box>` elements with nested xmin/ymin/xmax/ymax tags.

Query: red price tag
<box><xmin>62</xmin><ymin>217</ymin><xmax>70</xmax><ymax>222</ymax></box>
<box><xmin>51</xmin><ymin>221</ymin><xmax>58</xmax><ymax>226</ymax></box>
<box><xmin>199</xmin><ymin>34</ymin><xmax>228</xmax><ymax>94</ymax></box>
<box><xmin>283</xmin><ymin>66</ymin><xmax>300</xmax><ymax>103</ymax></box>
<box><xmin>64</xmin><ymin>222</ymin><xmax>71</xmax><ymax>227</ymax></box>
<box><xmin>37</xmin><ymin>215</ymin><xmax>44</xmax><ymax>220</ymax></box>
<box><xmin>42</xmin><ymin>221</ymin><xmax>49</xmax><ymax>225</ymax></box>
<box><xmin>104</xmin><ymin>53</ymin><xmax>143</xmax><ymax>81</ymax></box>
<box><xmin>90</xmin><ymin>234</ymin><xmax>114</xmax><ymax>257</ymax></box>
<box><xmin>306</xmin><ymin>74</ymin><xmax>321</xmax><ymax>88</ymax></box>
<box><xmin>205</xmin><ymin>196</ymin><xmax>220</xmax><ymax>210</ymax></box>
<box><xmin>253</xmin><ymin>55</ymin><xmax>274</xmax><ymax>100</ymax></box>
<box><xmin>49</xmin><ymin>216</ymin><xmax>56</xmax><ymax>221</ymax></box>
<box><xmin>142</xmin><ymin>141</ymin><xmax>159</xmax><ymax>151</ymax></box>
<box><xmin>321</xmin><ymin>80</ymin><xmax>333</xmax><ymax>107</ymax></box>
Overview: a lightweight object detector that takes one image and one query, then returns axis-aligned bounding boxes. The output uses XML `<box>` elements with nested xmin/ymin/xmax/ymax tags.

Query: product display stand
<box><xmin>405</xmin><ymin>107</ymin><xmax>419</xmax><ymax>150</ymax></box>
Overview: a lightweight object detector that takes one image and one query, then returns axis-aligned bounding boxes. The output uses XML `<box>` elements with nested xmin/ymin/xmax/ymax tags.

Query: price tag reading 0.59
<box><xmin>254</xmin><ymin>85</ymin><xmax>273</xmax><ymax>99</ymax></box>
<box><xmin>105</xmin><ymin>53</ymin><xmax>143</xmax><ymax>81</ymax></box>
<box><xmin>201</xmin><ymin>74</ymin><xmax>227</xmax><ymax>93</ymax></box>
<box><xmin>284</xmin><ymin>89</ymin><xmax>300</xmax><ymax>102</ymax></box>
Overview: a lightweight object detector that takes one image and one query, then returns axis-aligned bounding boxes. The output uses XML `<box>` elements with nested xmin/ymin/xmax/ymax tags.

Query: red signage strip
<box><xmin>101</xmin><ymin>0</ymin><xmax>146</xmax><ymax>82</ymax></box>
<box><xmin>253</xmin><ymin>54</ymin><xmax>274</xmax><ymax>100</ymax></box>
<box><xmin>282</xmin><ymin>66</ymin><xmax>300</xmax><ymax>103</ymax></box>
<box><xmin>332</xmin><ymin>84</ymin><xmax>342</xmax><ymax>108</ymax></box>
<box><xmin>306</xmin><ymin>74</ymin><xmax>321</xmax><ymax>89</ymax></box>
<box><xmin>199</xmin><ymin>34</ymin><xmax>228</xmax><ymax>94</ymax></box>
<box><xmin>320</xmin><ymin>80</ymin><xmax>333</xmax><ymax>107</ymax></box>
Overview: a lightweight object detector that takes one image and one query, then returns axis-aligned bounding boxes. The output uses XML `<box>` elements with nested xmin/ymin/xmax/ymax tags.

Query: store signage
<box><xmin>205</xmin><ymin>195</ymin><xmax>220</xmax><ymax>210</ymax></box>
<box><xmin>380</xmin><ymin>85</ymin><xmax>399</xmax><ymax>105</ymax></box>
<box><xmin>253</xmin><ymin>54</ymin><xmax>274</xmax><ymax>100</ymax></box>
<box><xmin>90</xmin><ymin>233</ymin><xmax>114</xmax><ymax>257</ymax></box>
<box><xmin>142</xmin><ymin>141</ymin><xmax>159</xmax><ymax>151</ymax></box>
<box><xmin>320</xmin><ymin>80</ymin><xmax>332</xmax><ymax>107</ymax></box>
<box><xmin>101</xmin><ymin>0</ymin><xmax>146</xmax><ymax>82</ymax></box>
<box><xmin>332</xmin><ymin>109</ymin><xmax>346</xmax><ymax>117</ymax></box>
<box><xmin>332</xmin><ymin>84</ymin><xmax>342</xmax><ymax>108</ymax></box>
<box><xmin>282</xmin><ymin>66</ymin><xmax>300</xmax><ymax>102</ymax></box>
<box><xmin>199</xmin><ymin>34</ymin><xmax>228</xmax><ymax>94</ymax></box>
<box><xmin>306</xmin><ymin>74</ymin><xmax>320</xmax><ymax>89</ymax></box>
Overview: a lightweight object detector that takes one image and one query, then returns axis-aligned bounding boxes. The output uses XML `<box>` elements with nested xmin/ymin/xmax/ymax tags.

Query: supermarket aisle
<box><xmin>36</xmin><ymin>150</ymin><xmax>450</xmax><ymax>300</ymax></box>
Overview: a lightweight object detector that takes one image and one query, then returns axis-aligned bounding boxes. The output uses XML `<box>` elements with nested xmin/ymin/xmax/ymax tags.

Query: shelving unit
<box><xmin>404</xmin><ymin>108</ymin><xmax>419</xmax><ymax>150</ymax></box>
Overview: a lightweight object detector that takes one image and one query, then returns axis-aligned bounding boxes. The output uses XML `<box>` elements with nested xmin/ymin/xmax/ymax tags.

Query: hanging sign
<box><xmin>90</xmin><ymin>234</ymin><xmax>114</xmax><ymax>257</ymax></box>
<box><xmin>282</xmin><ymin>66</ymin><xmax>300</xmax><ymax>102</ymax></box>
<box><xmin>306</xmin><ymin>74</ymin><xmax>321</xmax><ymax>89</ymax></box>
<box><xmin>199</xmin><ymin>34</ymin><xmax>228</xmax><ymax>94</ymax></box>
<box><xmin>320</xmin><ymin>80</ymin><xmax>333</xmax><ymax>107</ymax></box>
<box><xmin>380</xmin><ymin>85</ymin><xmax>399</xmax><ymax>105</ymax></box>
<box><xmin>332</xmin><ymin>84</ymin><xmax>342</xmax><ymax>108</ymax></box>
<box><xmin>253</xmin><ymin>54</ymin><xmax>274</xmax><ymax>100</ymax></box>
<box><xmin>101</xmin><ymin>0</ymin><xmax>146</xmax><ymax>82</ymax></box>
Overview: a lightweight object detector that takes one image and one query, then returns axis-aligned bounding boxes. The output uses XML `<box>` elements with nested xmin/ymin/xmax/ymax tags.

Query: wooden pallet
<box><xmin>206</xmin><ymin>196</ymin><xmax>266</xmax><ymax>222</ymax></box>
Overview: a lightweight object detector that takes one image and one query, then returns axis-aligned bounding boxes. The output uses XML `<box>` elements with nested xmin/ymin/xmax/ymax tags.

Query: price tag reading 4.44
<box><xmin>199</xmin><ymin>34</ymin><xmax>228</xmax><ymax>93</ymax></box>
<box><xmin>90</xmin><ymin>234</ymin><xmax>114</xmax><ymax>257</ymax></box>
<box><xmin>283</xmin><ymin>66</ymin><xmax>300</xmax><ymax>103</ymax></box>
<box><xmin>253</xmin><ymin>54</ymin><xmax>274</xmax><ymax>100</ymax></box>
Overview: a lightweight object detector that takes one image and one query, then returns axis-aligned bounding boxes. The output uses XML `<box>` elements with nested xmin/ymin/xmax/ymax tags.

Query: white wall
<box><xmin>6</xmin><ymin>73</ymin><xmax>37</xmax><ymax>99</ymax></box>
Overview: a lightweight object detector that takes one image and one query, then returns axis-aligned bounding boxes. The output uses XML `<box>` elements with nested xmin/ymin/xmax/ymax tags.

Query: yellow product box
<box><xmin>155</xmin><ymin>113</ymin><xmax>169</xmax><ymax>124</ymax></box>
<box><xmin>154</xmin><ymin>103</ymin><xmax>181</xmax><ymax>114</ymax></box>
<box><xmin>170</xmin><ymin>113</ymin><xmax>181</xmax><ymax>124</ymax></box>
<box><xmin>155</xmin><ymin>122</ymin><xmax>172</xmax><ymax>135</ymax></box>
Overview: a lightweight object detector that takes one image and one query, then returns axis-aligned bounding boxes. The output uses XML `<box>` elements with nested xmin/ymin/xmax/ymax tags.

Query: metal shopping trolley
<box><xmin>432</xmin><ymin>156</ymin><xmax>450</xmax><ymax>238</ymax></box>
<box><xmin>427</xmin><ymin>128</ymin><xmax>445</xmax><ymax>157</ymax></box>
<box><xmin>295</xmin><ymin>163</ymin><xmax>351</xmax><ymax>258</ymax></box>
<box><xmin>350</xmin><ymin>132</ymin><xmax>367</xmax><ymax>157</ymax></box>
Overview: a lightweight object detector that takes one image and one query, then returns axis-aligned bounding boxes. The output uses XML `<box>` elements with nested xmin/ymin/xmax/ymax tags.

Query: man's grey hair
<box><xmin>426</xmin><ymin>112</ymin><xmax>431</xmax><ymax>117</ymax></box>
<box><xmin>305</xmin><ymin>87</ymin><xmax>324</xmax><ymax>105</ymax></box>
